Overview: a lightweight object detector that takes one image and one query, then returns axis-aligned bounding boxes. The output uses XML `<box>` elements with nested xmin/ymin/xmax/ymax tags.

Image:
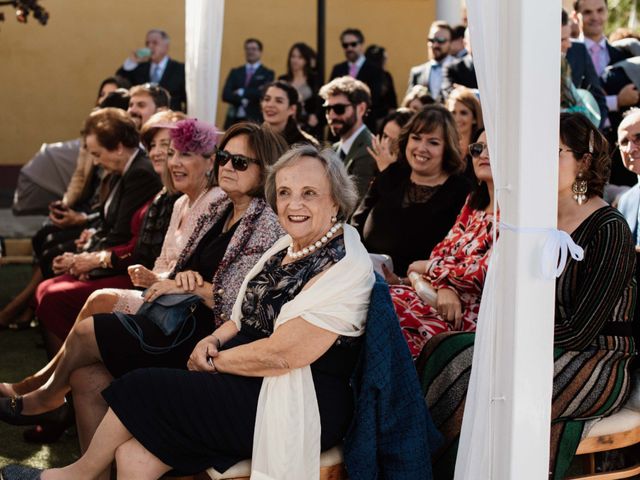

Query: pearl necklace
<box><xmin>287</xmin><ymin>222</ymin><xmax>342</xmax><ymax>259</ymax></box>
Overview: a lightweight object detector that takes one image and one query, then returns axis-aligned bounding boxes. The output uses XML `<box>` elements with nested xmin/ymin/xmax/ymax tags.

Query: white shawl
<box><xmin>231</xmin><ymin>224</ymin><xmax>374</xmax><ymax>480</ymax></box>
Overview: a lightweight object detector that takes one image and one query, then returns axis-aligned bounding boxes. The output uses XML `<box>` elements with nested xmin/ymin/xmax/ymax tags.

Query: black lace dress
<box><xmin>102</xmin><ymin>235</ymin><xmax>361</xmax><ymax>475</ymax></box>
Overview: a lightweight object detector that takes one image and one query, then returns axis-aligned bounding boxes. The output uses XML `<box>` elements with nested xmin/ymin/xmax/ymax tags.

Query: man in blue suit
<box><xmin>221</xmin><ymin>38</ymin><xmax>275</xmax><ymax>128</ymax></box>
<box><xmin>562</xmin><ymin>9</ymin><xmax>607</xmax><ymax>128</ymax></box>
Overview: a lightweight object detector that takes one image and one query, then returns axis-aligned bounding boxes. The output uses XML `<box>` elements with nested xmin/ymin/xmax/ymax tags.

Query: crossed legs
<box><xmin>0</xmin><ymin>289</ymin><xmax>120</xmax><ymax>398</ymax></box>
<box><xmin>41</xmin><ymin>408</ymin><xmax>172</xmax><ymax>480</ymax></box>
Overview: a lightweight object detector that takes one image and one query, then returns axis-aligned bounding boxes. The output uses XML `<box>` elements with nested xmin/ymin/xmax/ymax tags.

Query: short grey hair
<box><xmin>265</xmin><ymin>144</ymin><xmax>359</xmax><ymax>221</ymax></box>
<box><xmin>147</xmin><ymin>29</ymin><xmax>170</xmax><ymax>42</ymax></box>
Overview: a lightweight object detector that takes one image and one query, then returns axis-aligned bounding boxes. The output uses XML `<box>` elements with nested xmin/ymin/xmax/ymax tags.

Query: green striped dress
<box><xmin>419</xmin><ymin>206</ymin><xmax>637</xmax><ymax>479</ymax></box>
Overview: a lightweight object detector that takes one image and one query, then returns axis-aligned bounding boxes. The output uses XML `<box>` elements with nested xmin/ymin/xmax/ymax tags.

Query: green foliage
<box><xmin>607</xmin><ymin>0</ymin><xmax>639</xmax><ymax>33</ymax></box>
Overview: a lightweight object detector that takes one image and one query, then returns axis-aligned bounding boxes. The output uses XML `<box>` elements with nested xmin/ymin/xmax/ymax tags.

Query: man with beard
<box><xmin>320</xmin><ymin>76</ymin><xmax>377</xmax><ymax>199</ymax></box>
<box><xmin>408</xmin><ymin>20</ymin><xmax>455</xmax><ymax>103</ymax></box>
<box><xmin>127</xmin><ymin>84</ymin><xmax>171</xmax><ymax>131</ymax></box>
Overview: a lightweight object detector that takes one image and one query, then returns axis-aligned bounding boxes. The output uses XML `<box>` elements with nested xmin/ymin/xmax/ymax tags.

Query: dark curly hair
<box><xmin>559</xmin><ymin>112</ymin><xmax>610</xmax><ymax>198</ymax></box>
<box><xmin>396</xmin><ymin>104</ymin><xmax>465</xmax><ymax>176</ymax></box>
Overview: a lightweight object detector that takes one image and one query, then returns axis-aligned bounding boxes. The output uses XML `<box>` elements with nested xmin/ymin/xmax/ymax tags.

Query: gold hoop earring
<box><xmin>572</xmin><ymin>171</ymin><xmax>588</xmax><ymax>205</ymax></box>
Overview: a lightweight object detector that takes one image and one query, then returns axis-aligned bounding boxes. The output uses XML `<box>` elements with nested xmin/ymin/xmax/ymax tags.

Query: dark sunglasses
<box><xmin>323</xmin><ymin>103</ymin><xmax>353</xmax><ymax>115</ymax></box>
<box><xmin>428</xmin><ymin>36</ymin><xmax>449</xmax><ymax>45</ymax></box>
<box><xmin>216</xmin><ymin>149</ymin><xmax>257</xmax><ymax>171</ymax></box>
<box><xmin>468</xmin><ymin>142</ymin><xmax>488</xmax><ymax>158</ymax></box>
<box><xmin>341</xmin><ymin>41</ymin><xmax>360</xmax><ymax>49</ymax></box>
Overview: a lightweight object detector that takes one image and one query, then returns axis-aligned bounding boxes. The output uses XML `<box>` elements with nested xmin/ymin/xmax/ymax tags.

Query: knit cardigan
<box><xmin>345</xmin><ymin>273</ymin><xmax>442</xmax><ymax>479</ymax></box>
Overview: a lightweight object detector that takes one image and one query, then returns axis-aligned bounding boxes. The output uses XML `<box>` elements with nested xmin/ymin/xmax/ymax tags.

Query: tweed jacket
<box><xmin>171</xmin><ymin>195</ymin><xmax>283</xmax><ymax>327</ymax></box>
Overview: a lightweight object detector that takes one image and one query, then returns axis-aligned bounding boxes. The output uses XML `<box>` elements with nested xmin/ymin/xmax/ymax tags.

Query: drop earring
<box><xmin>572</xmin><ymin>171</ymin><xmax>588</xmax><ymax>205</ymax></box>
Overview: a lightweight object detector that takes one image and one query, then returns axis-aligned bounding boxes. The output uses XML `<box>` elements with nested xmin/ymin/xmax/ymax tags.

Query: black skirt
<box><xmin>94</xmin><ymin>304</ymin><xmax>215</xmax><ymax>379</ymax></box>
<box><xmin>102</xmin><ymin>332</ymin><xmax>356</xmax><ymax>475</ymax></box>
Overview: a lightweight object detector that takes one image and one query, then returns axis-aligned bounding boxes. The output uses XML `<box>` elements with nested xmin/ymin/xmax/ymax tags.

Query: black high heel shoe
<box><xmin>0</xmin><ymin>395</ymin><xmax>69</xmax><ymax>427</ymax></box>
<box><xmin>0</xmin><ymin>464</ymin><xmax>42</xmax><ymax>480</ymax></box>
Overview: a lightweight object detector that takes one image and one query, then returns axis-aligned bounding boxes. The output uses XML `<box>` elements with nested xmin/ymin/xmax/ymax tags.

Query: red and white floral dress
<box><xmin>390</xmin><ymin>200</ymin><xmax>496</xmax><ymax>359</ymax></box>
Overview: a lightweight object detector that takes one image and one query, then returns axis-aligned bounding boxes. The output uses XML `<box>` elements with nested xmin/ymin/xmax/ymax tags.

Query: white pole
<box><xmin>456</xmin><ymin>0</ymin><xmax>560</xmax><ymax>478</ymax></box>
<box><xmin>491</xmin><ymin>0</ymin><xmax>559</xmax><ymax>477</ymax></box>
<box><xmin>185</xmin><ymin>0</ymin><xmax>225</xmax><ymax>124</ymax></box>
<box><xmin>436</xmin><ymin>0</ymin><xmax>463</xmax><ymax>24</ymax></box>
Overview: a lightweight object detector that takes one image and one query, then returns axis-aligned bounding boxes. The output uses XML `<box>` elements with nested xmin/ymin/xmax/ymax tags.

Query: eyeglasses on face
<box><xmin>323</xmin><ymin>103</ymin><xmax>353</xmax><ymax>115</ymax></box>
<box><xmin>341</xmin><ymin>41</ymin><xmax>360</xmax><ymax>49</ymax></box>
<box><xmin>428</xmin><ymin>36</ymin><xmax>449</xmax><ymax>45</ymax></box>
<box><xmin>468</xmin><ymin>142</ymin><xmax>488</xmax><ymax>158</ymax></box>
<box><xmin>216</xmin><ymin>149</ymin><xmax>258</xmax><ymax>171</ymax></box>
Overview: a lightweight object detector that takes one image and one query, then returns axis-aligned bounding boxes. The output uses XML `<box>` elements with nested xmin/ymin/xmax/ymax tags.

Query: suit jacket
<box><xmin>441</xmin><ymin>54</ymin><xmax>477</xmax><ymax>98</ymax></box>
<box><xmin>407</xmin><ymin>56</ymin><xmax>455</xmax><ymax>102</ymax></box>
<box><xmin>117</xmin><ymin>58</ymin><xmax>187</xmax><ymax>111</ymax></box>
<box><xmin>618</xmin><ymin>185</ymin><xmax>640</xmax><ymax>246</ymax></box>
<box><xmin>334</xmin><ymin>127</ymin><xmax>377</xmax><ymax>200</ymax></box>
<box><xmin>330</xmin><ymin>59</ymin><xmax>386</xmax><ymax>130</ymax></box>
<box><xmin>222</xmin><ymin>64</ymin><xmax>275</xmax><ymax>128</ymax></box>
<box><xmin>94</xmin><ymin>150</ymin><xmax>163</xmax><ymax>249</ymax></box>
<box><xmin>566</xmin><ymin>41</ymin><xmax>608</xmax><ymax>128</ymax></box>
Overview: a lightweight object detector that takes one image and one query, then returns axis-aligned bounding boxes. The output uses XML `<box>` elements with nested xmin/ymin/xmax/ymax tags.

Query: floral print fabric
<box><xmin>391</xmin><ymin>200</ymin><xmax>496</xmax><ymax>359</ymax></box>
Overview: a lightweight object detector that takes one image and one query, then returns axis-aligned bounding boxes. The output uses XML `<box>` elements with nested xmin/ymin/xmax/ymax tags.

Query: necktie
<box><xmin>589</xmin><ymin>43</ymin><xmax>603</xmax><ymax>76</ymax></box>
<box><xmin>348</xmin><ymin>63</ymin><xmax>358</xmax><ymax>78</ymax></box>
<box><xmin>150</xmin><ymin>64</ymin><xmax>162</xmax><ymax>83</ymax></box>
<box><xmin>245</xmin><ymin>65</ymin><xmax>255</xmax><ymax>87</ymax></box>
<box><xmin>339</xmin><ymin>149</ymin><xmax>347</xmax><ymax>160</ymax></box>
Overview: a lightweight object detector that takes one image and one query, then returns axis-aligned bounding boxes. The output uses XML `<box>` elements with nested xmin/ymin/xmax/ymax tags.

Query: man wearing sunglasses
<box><xmin>319</xmin><ymin>76</ymin><xmax>377</xmax><ymax>200</ymax></box>
<box><xmin>407</xmin><ymin>20</ymin><xmax>455</xmax><ymax>103</ymax></box>
<box><xmin>329</xmin><ymin>28</ymin><xmax>385</xmax><ymax>130</ymax></box>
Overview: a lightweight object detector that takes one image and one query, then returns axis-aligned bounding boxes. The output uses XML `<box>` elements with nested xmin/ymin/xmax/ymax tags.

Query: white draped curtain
<box><xmin>185</xmin><ymin>0</ymin><xmax>225</xmax><ymax>124</ymax></box>
<box><xmin>455</xmin><ymin>0</ymin><xmax>561</xmax><ymax>478</ymax></box>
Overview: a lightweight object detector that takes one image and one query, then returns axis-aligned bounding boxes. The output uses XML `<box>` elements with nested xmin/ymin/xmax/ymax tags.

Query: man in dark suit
<box><xmin>573</xmin><ymin>0</ymin><xmax>638</xmax><ymax>186</ymax></box>
<box><xmin>573</xmin><ymin>0</ymin><xmax>637</xmax><ymax>121</ymax></box>
<box><xmin>330</xmin><ymin>28</ymin><xmax>385</xmax><ymax>131</ymax></box>
<box><xmin>319</xmin><ymin>76</ymin><xmax>377</xmax><ymax>200</ymax></box>
<box><xmin>562</xmin><ymin>9</ymin><xmax>607</xmax><ymax>128</ymax></box>
<box><xmin>221</xmin><ymin>38</ymin><xmax>275</xmax><ymax>129</ymax></box>
<box><xmin>442</xmin><ymin>27</ymin><xmax>477</xmax><ymax>99</ymax></box>
<box><xmin>116</xmin><ymin>29</ymin><xmax>186</xmax><ymax>112</ymax></box>
<box><xmin>407</xmin><ymin>21</ymin><xmax>455</xmax><ymax>103</ymax></box>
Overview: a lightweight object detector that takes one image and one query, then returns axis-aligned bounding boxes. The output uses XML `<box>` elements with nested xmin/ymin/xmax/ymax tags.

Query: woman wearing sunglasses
<box><xmin>260</xmin><ymin>80</ymin><xmax>319</xmax><ymax>147</ymax></box>
<box><xmin>351</xmin><ymin>104</ymin><xmax>471</xmax><ymax>279</ymax></box>
<box><xmin>390</xmin><ymin>128</ymin><xmax>496</xmax><ymax>359</ymax></box>
<box><xmin>0</xmin><ymin>123</ymin><xmax>287</xmax><ymax>470</ymax></box>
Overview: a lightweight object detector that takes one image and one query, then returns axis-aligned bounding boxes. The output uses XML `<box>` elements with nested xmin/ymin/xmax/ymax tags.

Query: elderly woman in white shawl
<box><xmin>1</xmin><ymin>145</ymin><xmax>374</xmax><ymax>480</ymax></box>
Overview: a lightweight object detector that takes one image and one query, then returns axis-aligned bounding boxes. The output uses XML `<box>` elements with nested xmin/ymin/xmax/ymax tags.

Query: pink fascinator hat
<box><xmin>168</xmin><ymin>118</ymin><xmax>219</xmax><ymax>155</ymax></box>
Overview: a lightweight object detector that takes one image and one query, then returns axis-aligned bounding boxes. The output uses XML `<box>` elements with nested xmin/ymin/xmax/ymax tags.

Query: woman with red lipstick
<box><xmin>391</xmin><ymin>128</ymin><xmax>496</xmax><ymax>359</ymax></box>
<box><xmin>260</xmin><ymin>81</ymin><xmax>319</xmax><ymax>146</ymax></box>
<box><xmin>351</xmin><ymin>105</ymin><xmax>471</xmax><ymax>278</ymax></box>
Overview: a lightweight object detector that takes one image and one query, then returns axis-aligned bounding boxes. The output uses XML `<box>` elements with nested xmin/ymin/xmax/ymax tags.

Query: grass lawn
<box><xmin>0</xmin><ymin>264</ymin><xmax>78</xmax><ymax>468</ymax></box>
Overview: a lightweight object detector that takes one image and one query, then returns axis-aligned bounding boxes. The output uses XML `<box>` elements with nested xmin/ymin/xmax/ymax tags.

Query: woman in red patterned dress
<box><xmin>390</xmin><ymin>129</ymin><xmax>497</xmax><ymax>359</ymax></box>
